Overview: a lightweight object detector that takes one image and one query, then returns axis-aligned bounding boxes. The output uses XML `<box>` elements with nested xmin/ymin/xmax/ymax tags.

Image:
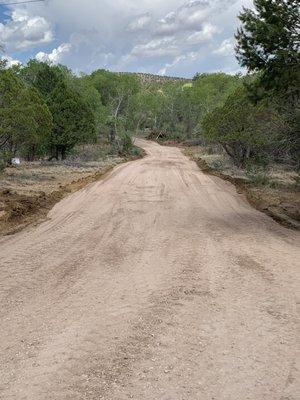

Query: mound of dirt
<box><xmin>0</xmin><ymin>167</ymin><xmax>115</xmax><ymax>236</ymax></box>
<box><xmin>0</xmin><ymin>148</ymin><xmax>142</xmax><ymax>236</ymax></box>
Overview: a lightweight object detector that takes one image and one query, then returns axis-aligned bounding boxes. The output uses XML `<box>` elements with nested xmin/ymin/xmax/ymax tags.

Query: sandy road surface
<box><xmin>0</xmin><ymin>139</ymin><xmax>299</xmax><ymax>400</ymax></box>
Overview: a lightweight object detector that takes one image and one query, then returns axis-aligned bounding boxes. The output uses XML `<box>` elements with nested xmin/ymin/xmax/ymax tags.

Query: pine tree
<box><xmin>235</xmin><ymin>0</ymin><xmax>300</xmax><ymax>99</ymax></box>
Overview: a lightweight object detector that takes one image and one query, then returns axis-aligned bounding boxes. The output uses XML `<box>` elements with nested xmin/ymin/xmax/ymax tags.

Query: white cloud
<box><xmin>158</xmin><ymin>50</ymin><xmax>202</xmax><ymax>75</ymax></box>
<box><xmin>186</xmin><ymin>23</ymin><xmax>218</xmax><ymax>44</ymax></box>
<box><xmin>213</xmin><ymin>38</ymin><xmax>235</xmax><ymax>56</ymax></box>
<box><xmin>158</xmin><ymin>54</ymin><xmax>186</xmax><ymax>75</ymax></box>
<box><xmin>131</xmin><ymin>37</ymin><xmax>179</xmax><ymax>58</ymax></box>
<box><xmin>0</xmin><ymin>9</ymin><xmax>53</xmax><ymax>51</ymax></box>
<box><xmin>36</xmin><ymin>43</ymin><xmax>72</xmax><ymax>64</ymax></box>
<box><xmin>155</xmin><ymin>1</ymin><xmax>211</xmax><ymax>35</ymax></box>
<box><xmin>5</xmin><ymin>0</ymin><xmax>252</xmax><ymax>76</ymax></box>
<box><xmin>127</xmin><ymin>13</ymin><xmax>152</xmax><ymax>32</ymax></box>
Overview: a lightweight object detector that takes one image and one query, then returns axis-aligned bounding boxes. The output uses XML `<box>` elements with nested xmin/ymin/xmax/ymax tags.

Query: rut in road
<box><xmin>0</xmin><ymin>139</ymin><xmax>299</xmax><ymax>400</ymax></box>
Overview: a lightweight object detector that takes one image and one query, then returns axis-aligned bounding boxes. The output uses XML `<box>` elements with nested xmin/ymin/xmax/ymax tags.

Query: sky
<box><xmin>0</xmin><ymin>0</ymin><xmax>253</xmax><ymax>77</ymax></box>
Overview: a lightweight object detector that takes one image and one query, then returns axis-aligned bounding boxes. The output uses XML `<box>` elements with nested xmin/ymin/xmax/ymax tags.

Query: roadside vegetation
<box><xmin>0</xmin><ymin>61</ymin><xmax>143</xmax><ymax>167</ymax></box>
<box><xmin>0</xmin><ymin>0</ymin><xmax>299</xmax><ymax>231</ymax></box>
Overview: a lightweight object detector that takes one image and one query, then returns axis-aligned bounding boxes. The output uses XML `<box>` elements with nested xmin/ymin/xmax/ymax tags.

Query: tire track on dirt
<box><xmin>0</xmin><ymin>139</ymin><xmax>299</xmax><ymax>400</ymax></box>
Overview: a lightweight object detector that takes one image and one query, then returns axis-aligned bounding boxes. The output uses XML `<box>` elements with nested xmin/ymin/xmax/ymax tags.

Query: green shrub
<box><xmin>210</xmin><ymin>159</ymin><xmax>224</xmax><ymax>170</ymax></box>
<box><xmin>0</xmin><ymin>155</ymin><xmax>5</xmax><ymax>172</ymax></box>
<box><xmin>130</xmin><ymin>146</ymin><xmax>142</xmax><ymax>157</ymax></box>
<box><xmin>118</xmin><ymin>131</ymin><xmax>133</xmax><ymax>155</ymax></box>
<box><xmin>0</xmin><ymin>151</ymin><xmax>10</xmax><ymax>171</ymax></box>
<box><xmin>246</xmin><ymin>165</ymin><xmax>269</xmax><ymax>185</ymax></box>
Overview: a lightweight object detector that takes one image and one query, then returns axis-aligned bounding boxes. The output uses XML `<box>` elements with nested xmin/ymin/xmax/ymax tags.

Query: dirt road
<box><xmin>0</xmin><ymin>139</ymin><xmax>299</xmax><ymax>400</ymax></box>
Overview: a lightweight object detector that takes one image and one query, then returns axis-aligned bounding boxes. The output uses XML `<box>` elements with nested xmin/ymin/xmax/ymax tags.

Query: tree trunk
<box><xmin>26</xmin><ymin>145</ymin><xmax>36</xmax><ymax>162</ymax></box>
<box><xmin>61</xmin><ymin>146</ymin><xmax>67</xmax><ymax>160</ymax></box>
<box><xmin>222</xmin><ymin>143</ymin><xmax>247</xmax><ymax>168</ymax></box>
<box><xmin>110</xmin><ymin>126</ymin><xmax>116</xmax><ymax>143</ymax></box>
